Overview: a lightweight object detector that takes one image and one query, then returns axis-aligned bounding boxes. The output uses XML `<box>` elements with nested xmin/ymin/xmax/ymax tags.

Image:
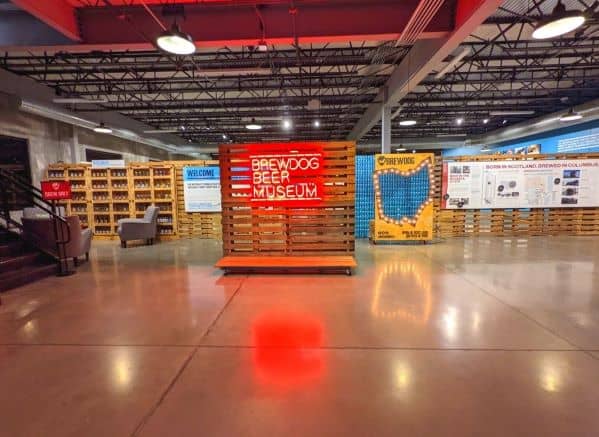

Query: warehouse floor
<box><xmin>2</xmin><ymin>237</ymin><xmax>599</xmax><ymax>436</ymax></box>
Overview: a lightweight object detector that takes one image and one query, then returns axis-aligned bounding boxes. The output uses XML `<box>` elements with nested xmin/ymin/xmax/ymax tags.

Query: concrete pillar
<box><xmin>381</xmin><ymin>102</ymin><xmax>392</xmax><ymax>154</ymax></box>
<box><xmin>71</xmin><ymin>126</ymin><xmax>80</xmax><ymax>162</ymax></box>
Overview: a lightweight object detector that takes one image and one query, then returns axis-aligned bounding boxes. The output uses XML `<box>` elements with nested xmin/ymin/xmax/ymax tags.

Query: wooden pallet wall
<box><xmin>47</xmin><ymin>160</ymin><xmax>222</xmax><ymax>241</ymax></box>
<box><xmin>219</xmin><ymin>142</ymin><xmax>355</xmax><ymax>256</ymax></box>
<box><xmin>435</xmin><ymin>153</ymin><xmax>599</xmax><ymax>238</ymax></box>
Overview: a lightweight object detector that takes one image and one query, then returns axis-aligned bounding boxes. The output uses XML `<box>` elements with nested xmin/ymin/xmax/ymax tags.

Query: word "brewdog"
<box><xmin>250</xmin><ymin>153</ymin><xmax>322</xmax><ymax>202</ymax></box>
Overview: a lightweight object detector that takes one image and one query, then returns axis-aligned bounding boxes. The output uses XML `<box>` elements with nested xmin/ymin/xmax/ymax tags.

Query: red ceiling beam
<box><xmin>4</xmin><ymin>1</ymin><xmax>455</xmax><ymax>52</ymax></box>
<box><xmin>10</xmin><ymin>0</ymin><xmax>81</xmax><ymax>41</ymax></box>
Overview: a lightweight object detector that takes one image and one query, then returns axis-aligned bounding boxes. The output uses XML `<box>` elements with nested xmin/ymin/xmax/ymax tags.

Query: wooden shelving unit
<box><xmin>131</xmin><ymin>163</ymin><xmax>177</xmax><ymax>238</ymax></box>
<box><xmin>46</xmin><ymin>164</ymin><xmax>91</xmax><ymax>228</ymax></box>
<box><xmin>109</xmin><ymin>168</ymin><xmax>132</xmax><ymax>235</ymax></box>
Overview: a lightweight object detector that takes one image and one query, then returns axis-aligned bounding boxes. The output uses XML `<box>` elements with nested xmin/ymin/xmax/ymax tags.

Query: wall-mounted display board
<box><xmin>183</xmin><ymin>166</ymin><xmax>222</xmax><ymax>212</ymax></box>
<box><xmin>216</xmin><ymin>141</ymin><xmax>356</xmax><ymax>274</ymax></box>
<box><xmin>436</xmin><ymin>153</ymin><xmax>599</xmax><ymax>237</ymax></box>
<box><xmin>442</xmin><ymin>158</ymin><xmax>599</xmax><ymax>210</ymax></box>
<box><xmin>372</xmin><ymin>153</ymin><xmax>435</xmax><ymax>242</ymax></box>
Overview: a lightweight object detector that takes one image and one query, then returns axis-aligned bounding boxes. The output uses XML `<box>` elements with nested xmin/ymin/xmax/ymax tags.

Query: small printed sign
<box><xmin>182</xmin><ymin>166</ymin><xmax>222</xmax><ymax>212</ymax></box>
<box><xmin>41</xmin><ymin>180</ymin><xmax>72</xmax><ymax>201</ymax></box>
<box><xmin>91</xmin><ymin>159</ymin><xmax>125</xmax><ymax>168</ymax></box>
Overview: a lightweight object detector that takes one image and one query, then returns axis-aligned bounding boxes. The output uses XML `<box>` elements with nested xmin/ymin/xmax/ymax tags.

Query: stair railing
<box><xmin>0</xmin><ymin>168</ymin><xmax>72</xmax><ymax>275</ymax></box>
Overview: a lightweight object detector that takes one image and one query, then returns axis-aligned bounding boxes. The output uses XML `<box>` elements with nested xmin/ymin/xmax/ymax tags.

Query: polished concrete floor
<box><xmin>2</xmin><ymin>237</ymin><xmax>599</xmax><ymax>436</ymax></box>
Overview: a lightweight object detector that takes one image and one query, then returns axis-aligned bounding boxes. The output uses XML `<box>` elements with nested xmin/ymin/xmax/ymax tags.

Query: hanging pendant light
<box><xmin>559</xmin><ymin>108</ymin><xmax>583</xmax><ymax>122</ymax></box>
<box><xmin>156</xmin><ymin>23</ymin><xmax>196</xmax><ymax>55</ymax></box>
<box><xmin>399</xmin><ymin>119</ymin><xmax>417</xmax><ymax>127</ymax></box>
<box><xmin>245</xmin><ymin>118</ymin><xmax>262</xmax><ymax>130</ymax></box>
<box><xmin>93</xmin><ymin>122</ymin><xmax>112</xmax><ymax>134</ymax></box>
<box><xmin>532</xmin><ymin>1</ymin><xmax>586</xmax><ymax>40</ymax></box>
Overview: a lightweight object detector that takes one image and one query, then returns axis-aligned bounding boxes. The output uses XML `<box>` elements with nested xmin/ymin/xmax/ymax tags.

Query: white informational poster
<box><xmin>442</xmin><ymin>159</ymin><xmax>599</xmax><ymax>209</ymax></box>
<box><xmin>182</xmin><ymin>166</ymin><xmax>222</xmax><ymax>212</ymax></box>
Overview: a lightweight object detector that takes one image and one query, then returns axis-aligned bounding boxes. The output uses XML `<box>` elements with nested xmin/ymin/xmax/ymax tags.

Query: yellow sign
<box><xmin>373</xmin><ymin>153</ymin><xmax>435</xmax><ymax>241</ymax></box>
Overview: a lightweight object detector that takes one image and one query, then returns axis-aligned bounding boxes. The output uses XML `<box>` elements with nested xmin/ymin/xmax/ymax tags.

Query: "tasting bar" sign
<box><xmin>246</xmin><ymin>143</ymin><xmax>324</xmax><ymax>206</ymax></box>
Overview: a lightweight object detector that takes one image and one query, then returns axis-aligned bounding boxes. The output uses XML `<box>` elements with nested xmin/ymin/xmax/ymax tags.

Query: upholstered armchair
<box><xmin>117</xmin><ymin>206</ymin><xmax>159</xmax><ymax>248</ymax></box>
<box><xmin>21</xmin><ymin>215</ymin><xmax>92</xmax><ymax>265</ymax></box>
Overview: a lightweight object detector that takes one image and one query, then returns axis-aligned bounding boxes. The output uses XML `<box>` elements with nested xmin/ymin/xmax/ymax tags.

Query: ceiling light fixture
<box><xmin>437</xmin><ymin>133</ymin><xmax>467</xmax><ymax>138</ymax></box>
<box><xmin>396</xmin><ymin>147</ymin><xmax>407</xmax><ymax>152</ymax></box>
<box><xmin>489</xmin><ymin>110</ymin><xmax>535</xmax><ymax>116</ymax></box>
<box><xmin>53</xmin><ymin>97</ymin><xmax>109</xmax><ymax>104</ymax></box>
<box><xmin>156</xmin><ymin>23</ymin><xmax>196</xmax><ymax>55</ymax></box>
<box><xmin>399</xmin><ymin>119</ymin><xmax>417</xmax><ymax>127</ymax></box>
<box><xmin>532</xmin><ymin>1</ymin><xmax>586</xmax><ymax>40</ymax></box>
<box><xmin>245</xmin><ymin>119</ymin><xmax>262</xmax><ymax>130</ymax></box>
<box><xmin>559</xmin><ymin>108</ymin><xmax>583</xmax><ymax>122</ymax></box>
<box><xmin>93</xmin><ymin>122</ymin><xmax>112</xmax><ymax>134</ymax></box>
<box><xmin>143</xmin><ymin>128</ymin><xmax>180</xmax><ymax>134</ymax></box>
<box><xmin>199</xmin><ymin>68</ymin><xmax>272</xmax><ymax>77</ymax></box>
<box><xmin>483</xmin><ymin>118</ymin><xmax>490</xmax><ymax>124</ymax></box>
<box><xmin>222</xmin><ymin>134</ymin><xmax>228</xmax><ymax>140</ymax></box>
<box><xmin>257</xmin><ymin>40</ymin><xmax>269</xmax><ymax>52</ymax></box>
<box><xmin>456</xmin><ymin>117</ymin><xmax>464</xmax><ymax>126</ymax></box>
<box><xmin>313</xmin><ymin>120</ymin><xmax>321</xmax><ymax>128</ymax></box>
<box><xmin>282</xmin><ymin>119</ymin><xmax>292</xmax><ymax>130</ymax></box>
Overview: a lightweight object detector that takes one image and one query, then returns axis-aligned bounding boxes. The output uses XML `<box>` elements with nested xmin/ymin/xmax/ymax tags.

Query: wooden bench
<box><xmin>215</xmin><ymin>256</ymin><xmax>357</xmax><ymax>275</ymax></box>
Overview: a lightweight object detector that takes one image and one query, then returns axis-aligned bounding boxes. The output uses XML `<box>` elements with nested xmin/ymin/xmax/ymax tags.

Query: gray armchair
<box><xmin>117</xmin><ymin>206</ymin><xmax>159</xmax><ymax>248</ymax></box>
<box><xmin>21</xmin><ymin>215</ymin><xmax>92</xmax><ymax>265</ymax></box>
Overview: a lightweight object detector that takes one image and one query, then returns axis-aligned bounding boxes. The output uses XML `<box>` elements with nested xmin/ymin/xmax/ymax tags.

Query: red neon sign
<box><xmin>40</xmin><ymin>180</ymin><xmax>72</xmax><ymax>201</ymax></box>
<box><xmin>242</xmin><ymin>143</ymin><xmax>324</xmax><ymax>207</ymax></box>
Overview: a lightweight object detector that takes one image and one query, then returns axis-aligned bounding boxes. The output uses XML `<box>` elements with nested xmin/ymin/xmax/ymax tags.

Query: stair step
<box><xmin>0</xmin><ymin>230</ymin><xmax>20</xmax><ymax>244</ymax></box>
<box><xmin>0</xmin><ymin>252</ymin><xmax>42</xmax><ymax>273</ymax></box>
<box><xmin>0</xmin><ymin>262</ymin><xmax>58</xmax><ymax>292</ymax></box>
<box><xmin>0</xmin><ymin>241</ymin><xmax>25</xmax><ymax>257</ymax></box>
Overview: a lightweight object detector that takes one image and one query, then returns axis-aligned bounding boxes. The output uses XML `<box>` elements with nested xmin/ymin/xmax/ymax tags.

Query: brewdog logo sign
<box><xmin>245</xmin><ymin>143</ymin><xmax>324</xmax><ymax>206</ymax></box>
<box><xmin>373</xmin><ymin>153</ymin><xmax>435</xmax><ymax>241</ymax></box>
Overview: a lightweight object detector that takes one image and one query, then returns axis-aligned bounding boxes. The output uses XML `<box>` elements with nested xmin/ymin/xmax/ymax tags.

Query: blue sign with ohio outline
<box><xmin>183</xmin><ymin>166</ymin><xmax>220</xmax><ymax>181</ymax></box>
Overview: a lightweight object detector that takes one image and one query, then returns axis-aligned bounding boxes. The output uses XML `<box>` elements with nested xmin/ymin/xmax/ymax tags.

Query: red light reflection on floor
<box><xmin>252</xmin><ymin>312</ymin><xmax>325</xmax><ymax>389</ymax></box>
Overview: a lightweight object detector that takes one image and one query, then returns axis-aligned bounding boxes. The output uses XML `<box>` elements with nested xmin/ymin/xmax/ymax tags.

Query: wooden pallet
<box><xmin>218</xmin><ymin>141</ymin><xmax>356</xmax><ymax>264</ymax></box>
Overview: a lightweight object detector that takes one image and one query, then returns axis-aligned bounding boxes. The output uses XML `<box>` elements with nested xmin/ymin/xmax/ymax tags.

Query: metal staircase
<box><xmin>0</xmin><ymin>168</ymin><xmax>72</xmax><ymax>293</ymax></box>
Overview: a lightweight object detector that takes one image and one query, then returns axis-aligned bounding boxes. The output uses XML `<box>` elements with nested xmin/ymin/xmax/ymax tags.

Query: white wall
<box><xmin>0</xmin><ymin>108</ymin><xmax>75</xmax><ymax>186</ymax></box>
<box><xmin>0</xmin><ymin>108</ymin><xmax>171</xmax><ymax>187</ymax></box>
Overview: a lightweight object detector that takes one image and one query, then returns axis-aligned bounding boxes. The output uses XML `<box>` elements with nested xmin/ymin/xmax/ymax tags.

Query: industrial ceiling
<box><xmin>0</xmin><ymin>0</ymin><xmax>597</xmax><ymax>150</ymax></box>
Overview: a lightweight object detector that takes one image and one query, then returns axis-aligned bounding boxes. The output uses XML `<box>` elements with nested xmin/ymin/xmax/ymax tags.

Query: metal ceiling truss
<box><xmin>378</xmin><ymin>0</ymin><xmax>599</xmax><ymax>142</ymax></box>
<box><xmin>1</xmin><ymin>0</ymin><xmax>598</xmax><ymax>147</ymax></box>
<box><xmin>0</xmin><ymin>43</ymin><xmax>403</xmax><ymax>143</ymax></box>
